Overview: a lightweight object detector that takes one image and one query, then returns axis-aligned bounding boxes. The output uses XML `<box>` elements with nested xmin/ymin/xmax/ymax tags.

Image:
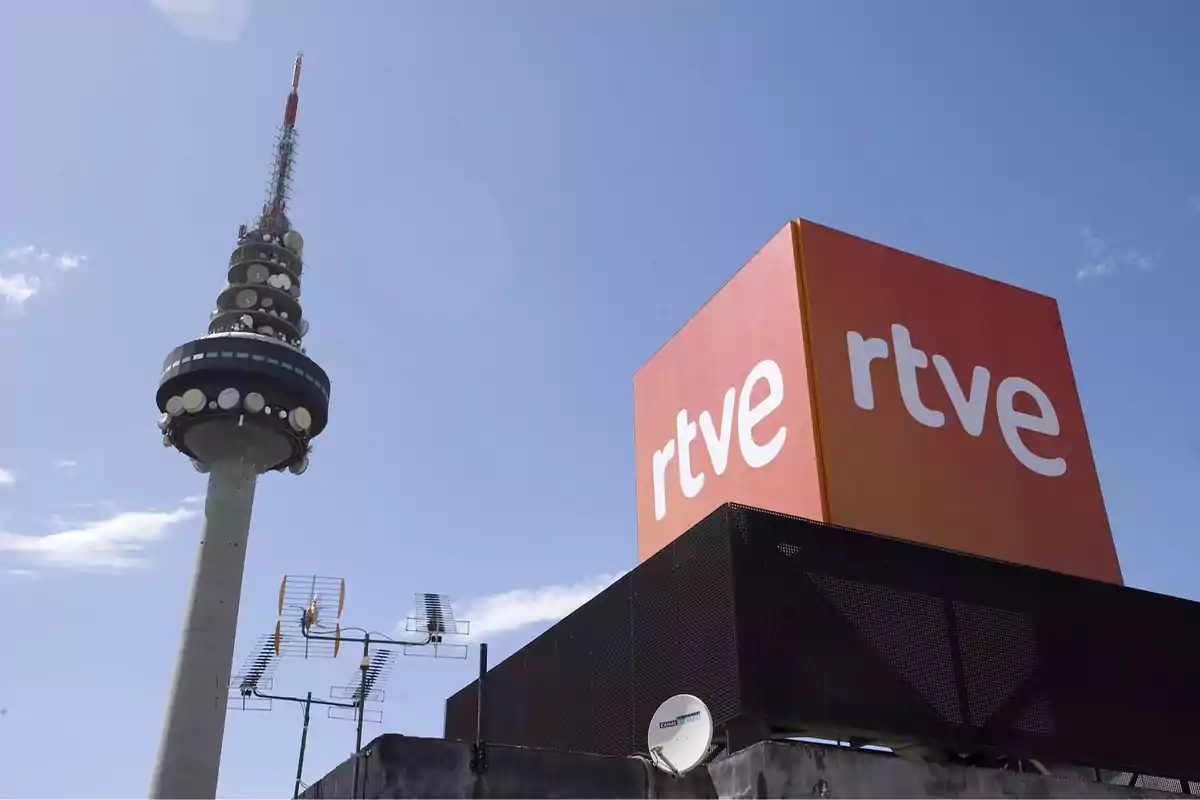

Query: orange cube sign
<box><xmin>633</xmin><ymin>220</ymin><xmax>1122</xmax><ymax>585</ymax></box>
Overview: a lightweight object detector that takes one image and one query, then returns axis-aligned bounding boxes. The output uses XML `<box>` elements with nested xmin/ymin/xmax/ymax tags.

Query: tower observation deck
<box><xmin>149</xmin><ymin>54</ymin><xmax>331</xmax><ymax>799</ymax></box>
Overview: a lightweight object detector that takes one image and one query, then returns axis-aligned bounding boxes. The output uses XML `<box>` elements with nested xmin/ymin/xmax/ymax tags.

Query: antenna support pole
<box><xmin>293</xmin><ymin>692</ymin><xmax>313</xmax><ymax>799</ymax></box>
<box><xmin>470</xmin><ymin>643</ymin><xmax>489</xmax><ymax>775</ymax></box>
<box><xmin>352</xmin><ymin>634</ymin><xmax>370</xmax><ymax>800</ymax></box>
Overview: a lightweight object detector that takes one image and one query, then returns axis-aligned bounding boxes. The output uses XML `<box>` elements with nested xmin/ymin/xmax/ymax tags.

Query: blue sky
<box><xmin>2</xmin><ymin>0</ymin><xmax>1199</xmax><ymax>796</ymax></box>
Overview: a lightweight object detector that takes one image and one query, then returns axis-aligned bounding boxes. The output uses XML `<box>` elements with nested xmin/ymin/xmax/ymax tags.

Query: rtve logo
<box><xmin>651</xmin><ymin>360</ymin><xmax>786</xmax><ymax>521</ymax></box>
<box><xmin>649</xmin><ymin>323</ymin><xmax>1067</xmax><ymax>523</ymax></box>
<box><xmin>848</xmin><ymin>323</ymin><xmax>1066</xmax><ymax>478</ymax></box>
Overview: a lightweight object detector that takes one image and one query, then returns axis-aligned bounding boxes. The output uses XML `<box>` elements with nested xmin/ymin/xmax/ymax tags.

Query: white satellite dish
<box><xmin>646</xmin><ymin>694</ymin><xmax>713</xmax><ymax>776</ymax></box>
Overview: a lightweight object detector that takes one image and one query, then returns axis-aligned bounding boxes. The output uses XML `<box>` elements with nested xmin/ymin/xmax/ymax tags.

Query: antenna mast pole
<box><xmin>294</xmin><ymin>692</ymin><xmax>313</xmax><ymax>800</ymax></box>
<box><xmin>263</xmin><ymin>53</ymin><xmax>303</xmax><ymax>233</ymax></box>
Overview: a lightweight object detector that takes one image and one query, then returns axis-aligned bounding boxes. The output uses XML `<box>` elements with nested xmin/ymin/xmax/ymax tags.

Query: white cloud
<box><xmin>0</xmin><ymin>469</ymin><xmax>14</xmax><ymax>486</ymax></box>
<box><xmin>447</xmin><ymin>571</ymin><xmax>627</xmax><ymax>639</ymax></box>
<box><xmin>182</xmin><ymin>495</ymin><xmax>203</xmax><ymax>505</ymax></box>
<box><xmin>0</xmin><ymin>273</ymin><xmax>40</xmax><ymax>307</ymax></box>
<box><xmin>0</xmin><ymin>507</ymin><xmax>197</xmax><ymax>570</ymax></box>
<box><xmin>53</xmin><ymin>459</ymin><xmax>78</xmax><ymax>471</ymax></box>
<box><xmin>0</xmin><ymin>243</ymin><xmax>86</xmax><ymax>307</ymax></box>
<box><xmin>6</xmin><ymin>568</ymin><xmax>35</xmax><ymax>577</ymax></box>
<box><xmin>3</xmin><ymin>243</ymin><xmax>88</xmax><ymax>270</ymax></box>
<box><xmin>149</xmin><ymin>0</ymin><xmax>251</xmax><ymax>43</ymax></box>
<box><xmin>56</xmin><ymin>253</ymin><xmax>87</xmax><ymax>271</ymax></box>
<box><xmin>1076</xmin><ymin>226</ymin><xmax>1153</xmax><ymax>281</ymax></box>
<box><xmin>2</xmin><ymin>245</ymin><xmax>35</xmax><ymax>262</ymax></box>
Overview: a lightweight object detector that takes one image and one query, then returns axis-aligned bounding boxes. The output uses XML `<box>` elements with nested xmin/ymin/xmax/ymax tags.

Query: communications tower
<box><xmin>149</xmin><ymin>54</ymin><xmax>331</xmax><ymax>799</ymax></box>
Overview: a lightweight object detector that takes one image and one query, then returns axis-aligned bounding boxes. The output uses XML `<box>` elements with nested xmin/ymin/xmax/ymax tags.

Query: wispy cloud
<box><xmin>1076</xmin><ymin>226</ymin><xmax>1154</xmax><ymax>281</ymax></box>
<box><xmin>53</xmin><ymin>459</ymin><xmax>78</xmax><ymax>471</ymax></box>
<box><xmin>182</xmin><ymin>495</ymin><xmax>203</xmax><ymax>505</ymax></box>
<box><xmin>0</xmin><ymin>507</ymin><xmax>197</xmax><ymax>570</ymax></box>
<box><xmin>2</xmin><ymin>244</ymin><xmax>84</xmax><ymax>270</ymax></box>
<box><xmin>2</xmin><ymin>245</ymin><xmax>36</xmax><ymax>262</ymax></box>
<box><xmin>1</xmin><ymin>243</ymin><xmax>87</xmax><ymax>308</ymax></box>
<box><xmin>0</xmin><ymin>469</ymin><xmax>14</xmax><ymax>487</ymax></box>
<box><xmin>443</xmin><ymin>571</ymin><xmax>627</xmax><ymax>639</ymax></box>
<box><xmin>149</xmin><ymin>0</ymin><xmax>251</xmax><ymax>43</ymax></box>
<box><xmin>0</xmin><ymin>273</ymin><xmax>40</xmax><ymax>308</ymax></box>
<box><xmin>56</xmin><ymin>253</ymin><xmax>87</xmax><ymax>271</ymax></box>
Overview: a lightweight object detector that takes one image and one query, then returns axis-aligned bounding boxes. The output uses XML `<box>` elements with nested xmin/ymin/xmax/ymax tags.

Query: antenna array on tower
<box><xmin>275</xmin><ymin>574</ymin><xmax>345</xmax><ymax>658</ymax></box>
<box><xmin>228</xmin><ymin>633</ymin><xmax>281</xmax><ymax>711</ymax></box>
<box><xmin>404</xmin><ymin>592</ymin><xmax>470</xmax><ymax>659</ymax></box>
<box><xmin>328</xmin><ymin>648</ymin><xmax>398</xmax><ymax>724</ymax></box>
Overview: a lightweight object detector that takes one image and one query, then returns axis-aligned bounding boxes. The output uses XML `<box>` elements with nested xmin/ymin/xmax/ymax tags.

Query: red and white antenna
<box><xmin>260</xmin><ymin>52</ymin><xmax>304</xmax><ymax>232</ymax></box>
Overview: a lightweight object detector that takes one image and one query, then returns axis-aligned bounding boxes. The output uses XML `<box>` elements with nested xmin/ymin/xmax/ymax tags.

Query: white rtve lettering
<box><xmin>651</xmin><ymin>359</ymin><xmax>787</xmax><ymax>521</ymax></box>
<box><xmin>846</xmin><ymin>324</ymin><xmax>1066</xmax><ymax>478</ymax></box>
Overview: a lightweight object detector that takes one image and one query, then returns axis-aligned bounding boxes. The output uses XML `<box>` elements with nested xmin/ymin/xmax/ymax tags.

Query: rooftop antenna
<box><xmin>296</xmin><ymin>588</ymin><xmax>470</xmax><ymax>798</ymax></box>
<box><xmin>226</xmin><ymin>575</ymin><xmax>356</xmax><ymax>798</ymax></box>
<box><xmin>228</xmin><ymin>633</ymin><xmax>282</xmax><ymax>711</ymax></box>
<box><xmin>403</xmin><ymin>592</ymin><xmax>471</xmax><ymax>658</ymax></box>
<box><xmin>276</xmin><ymin>574</ymin><xmax>345</xmax><ymax>659</ymax></box>
<box><xmin>329</xmin><ymin>648</ymin><xmax>397</xmax><ymax>718</ymax></box>
<box><xmin>646</xmin><ymin>694</ymin><xmax>715</xmax><ymax>778</ymax></box>
<box><xmin>226</xmin><ymin>630</ymin><xmax>363</xmax><ymax>799</ymax></box>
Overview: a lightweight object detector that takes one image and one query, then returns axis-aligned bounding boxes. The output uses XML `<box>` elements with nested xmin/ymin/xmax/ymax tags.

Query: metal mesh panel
<box><xmin>447</xmin><ymin>503</ymin><xmax>1200</xmax><ymax>784</ymax></box>
<box><xmin>731</xmin><ymin>510</ymin><xmax>951</xmax><ymax>742</ymax></box>
<box><xmin>809</xmin><ymin>573</ymin><xmax>962</xmax><ymax>725</ymax></box>
<box><xmin>952</xmin><ymin>602</ymin><xmax>1040</xmax><ymax>728</ymax></box>
<box><xmin>444</xmin><ymin>573</ymin><xmax>637</xmax><ymax>756</ymax></box>
<box><xmin>445</xmin><ymin>506</ymin><xmax>739</xmax><ymax>757</ymax></box>
<box><xmin>588</xmin><ymin>575</ymin><xmax>634</xmax><ymax>756</ymax></box>
<box><xmin>728</xmin><ymin>503</ymin><xmax>1200</xmax><ymax>781</ymax></box>
<box><xmin>631</xmin><ymin>505</ymin><xmax>740</xmax><ymax>743</ymax></box>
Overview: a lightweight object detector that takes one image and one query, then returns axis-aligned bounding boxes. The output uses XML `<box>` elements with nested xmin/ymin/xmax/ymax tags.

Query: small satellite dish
<box><xmin>236</xmin><ymin>288</ymin><xmax>259</xmax><ymax>308</ymax></box>
<box><xmin>244</xmin><ymin>392</ymin><xmax>266</xmax><ymax>413</ymax></box>
<box><xmin>283</xmin><ymin>229</ymin><xmax>304</xmax><ymax>253</ymax></box>
<box><xmin>647</xmin><ymin>694</ymin><xmax>713</xmax><ymax>777</ymax></box>
<box><xmin>217</xmin><ymin>387</ymin><xmax>240</xmax><ymax>411</ymax></box>
<box><xmin>299</xmin><ymin>318</ymin><xmax>309</xmax><ymax>336</ymax></box>
<box><xmin>288</xmin><ymin>406</ymin><xmax>312</xmax><ymax>432</ymax></box>
<box><xmin>181</xmin><ymin>388</ymin><xmax>207</xmax><ymax>414</ymax></box>
<box><xmin>246</xmin><ymin>263</ymin><xmax>270</xmax><ymax>284</ymax></box>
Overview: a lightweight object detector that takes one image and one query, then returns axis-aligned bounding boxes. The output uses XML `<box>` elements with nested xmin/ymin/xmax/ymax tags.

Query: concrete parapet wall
<box><xmin>300</xmin><ymin>735</ymin><xmax>1179</xmax><ymax>799</ymax></box>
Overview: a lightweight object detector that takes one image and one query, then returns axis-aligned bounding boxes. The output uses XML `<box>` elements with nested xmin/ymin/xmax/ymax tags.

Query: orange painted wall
<box><xmin>796</xmin><ymin>220</ymin><xmax>1121</xmax><ymax>584</ymax></box>
<box><xmin>633</xmin><ymin>219</ymin><xmax>1122</xmax><ymax>585</ymax></box>
<box><xmin>633</xmin><ymin>225</ymin><xmax>824</xmax><ymax>563</ymax></box>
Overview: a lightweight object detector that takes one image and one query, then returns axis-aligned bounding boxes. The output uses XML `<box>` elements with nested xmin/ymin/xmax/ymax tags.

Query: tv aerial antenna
<box><xmin>227</xmin><ymin>575</ymin><xmax>356</xmax><ymax>797</ymax></box>
<box><xmin>275</xmin><ymin>573</ymin><xmax>345</xmax><ymax>659</ymax></box>
<box><xmin>270</xmin><ymin>575</ymin><xmax>470</xmax><ymax>798</ymax></box>
<box><xmin>646</xmin><ymin>694</ymin><xmax>715</xmax><ymax>777</ymax></box>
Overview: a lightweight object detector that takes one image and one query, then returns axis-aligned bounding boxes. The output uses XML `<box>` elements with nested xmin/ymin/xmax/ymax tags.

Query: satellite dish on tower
<box><xmin>646</xmin><ymin>694</ymin><xmax>714</xmax><ymax>776</ymax></box>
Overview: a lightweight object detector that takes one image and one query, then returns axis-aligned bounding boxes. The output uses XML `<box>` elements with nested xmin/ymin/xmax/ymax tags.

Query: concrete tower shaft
<box><xmin>150</xmin><ymin>53</ymin><xmax>331</xmax><ymax>800</ymax></box>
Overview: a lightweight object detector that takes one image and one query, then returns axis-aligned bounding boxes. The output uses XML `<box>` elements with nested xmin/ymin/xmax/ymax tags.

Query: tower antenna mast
<box><xmin>149</xmin><ymin>54</ymin><xmax>332</xmax><ymax>800</ymax></box>
<box><xmin>262</xmin><ymin>53</ymin><xmax>303</xmax><ymax>233</ymax></box>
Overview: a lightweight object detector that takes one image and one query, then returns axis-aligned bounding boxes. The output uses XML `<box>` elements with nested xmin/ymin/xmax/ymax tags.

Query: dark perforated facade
<box><xmin>445</xmin><ymin>504</ymin><xmax>1200</xmax><ymax>781</ymax></box>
